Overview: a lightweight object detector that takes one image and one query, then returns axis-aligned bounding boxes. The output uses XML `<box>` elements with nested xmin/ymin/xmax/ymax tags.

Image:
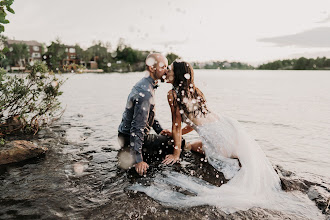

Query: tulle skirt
<box><xmin>129</xmin><ymin>115</ymin><xmax>323</xmax><ymax>219</ymax></box>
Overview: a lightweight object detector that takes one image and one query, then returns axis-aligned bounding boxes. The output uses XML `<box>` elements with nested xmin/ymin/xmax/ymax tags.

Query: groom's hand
<box><xmin>135</xmin><ymin>161</ymin><xmax>149</xmax><ymax>176</ymax></box>
<box><xmin>160</xmin><ymin>129</ymin><xmax>172</xmax><ymax>137</ymax></box>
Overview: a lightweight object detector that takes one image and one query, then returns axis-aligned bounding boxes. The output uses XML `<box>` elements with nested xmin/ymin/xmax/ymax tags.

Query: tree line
<box><xmin>0</xmin><ymin>36</ymin><xmax>181</xmax><ymax>73</ymax></box>
<box><xmin>258</xmin><ymin>57</ymin><xmax>330</xmax><ymax>70</ymax></box>
<box><xmin>192</xmin><ymin>61</ymin><xmax>254</xmax><ymax>70</ymax></box>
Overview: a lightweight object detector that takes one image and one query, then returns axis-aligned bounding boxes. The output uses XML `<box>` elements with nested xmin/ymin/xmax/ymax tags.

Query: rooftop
<box><xmin>7</xmin><ymin>39</ymin><xmax>43</xmax><ymax>46</ymax></box>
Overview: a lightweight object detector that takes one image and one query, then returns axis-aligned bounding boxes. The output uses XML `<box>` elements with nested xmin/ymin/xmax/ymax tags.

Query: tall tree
<box><xmin>0</xmin><ymin>0</ymin><xmax>15</xmax><ymax>58</ymax></box>
<box><xmin>43</xmin><ymin>39</ymin><xmax>67</xmax><ymax>71</ymax></box>
<box><xmin>86</xmin><ymin>41</ymin><xmax>113</xmax><ymax>71</ymax></box>
<box><xmin>5</xmin><ymin>43</ymin><xmax>29</xmax><ymax>67</ymax></box>
<box><xmin>166</xmin><ymin>53</ymin><xmax>181</xmax><ymax>64</ymax></box>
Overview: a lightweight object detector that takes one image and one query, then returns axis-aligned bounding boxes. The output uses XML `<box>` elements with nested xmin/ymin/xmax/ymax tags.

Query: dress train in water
<box><xmin>129</xmin><ymin>114</ymin><xmax>323</xmax><ymax>219</ymax></box>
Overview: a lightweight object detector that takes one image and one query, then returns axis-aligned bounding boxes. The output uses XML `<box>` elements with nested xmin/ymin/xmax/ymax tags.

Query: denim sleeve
<box><xmin>152</xmin><ymin>118</ymin><xmax>163</xmax><ymax>134</ymax></box>
<box><xmin>130</xmin><ymin>94</ymin><xmax>151</xmax><ymax>163</ymax></box>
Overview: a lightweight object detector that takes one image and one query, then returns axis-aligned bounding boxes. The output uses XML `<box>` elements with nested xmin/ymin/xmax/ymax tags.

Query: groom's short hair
<box><xmin>145</xmin><ymin>53</ymin><xmax>166</xmax><ymax>70</ymax></box>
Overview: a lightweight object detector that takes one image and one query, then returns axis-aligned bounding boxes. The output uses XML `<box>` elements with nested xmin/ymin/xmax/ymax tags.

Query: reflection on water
<box><xmin>0</xmin><ymin>70</ymin><xmax>329</xmax><ymax>219</ymax></box>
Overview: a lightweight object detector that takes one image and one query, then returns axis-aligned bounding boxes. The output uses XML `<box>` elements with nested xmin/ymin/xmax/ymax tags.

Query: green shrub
<box><xmin>0</xmin><ymin>61</ymin><xmax>65</xmax><ymax>135</ymax></box>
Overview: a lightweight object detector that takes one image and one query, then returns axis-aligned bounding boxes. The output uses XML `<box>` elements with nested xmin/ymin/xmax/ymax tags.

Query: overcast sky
<box><xmin>4</xmin><ymin>0</ymin><xmax>330</xmax><ymax>64</ymax></box>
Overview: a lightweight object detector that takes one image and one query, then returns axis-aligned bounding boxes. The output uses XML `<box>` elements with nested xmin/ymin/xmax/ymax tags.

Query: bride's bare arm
<box><xmin>162</xmin><ymin>90</ymin><xmax>182</xmax><ymax>165</ymax></box>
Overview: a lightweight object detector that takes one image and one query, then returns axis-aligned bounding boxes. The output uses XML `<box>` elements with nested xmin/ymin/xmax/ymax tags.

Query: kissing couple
<box><xmin>117</xmin><ymin>52</ymin><xmax>278</xmax><ymax>180</ymax></box>
<box><xmin>117</xmin><ymin>51</ymin><xmax>278</xmax><ymax>179</ymax></box>
<box><xmin>116</xmin><ymin>53</ymin><xmax>323</xmax><ymax>217</ymax></box>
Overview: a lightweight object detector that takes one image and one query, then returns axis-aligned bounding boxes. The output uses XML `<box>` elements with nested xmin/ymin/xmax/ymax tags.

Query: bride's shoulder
<box><xmin>167</xmin><ymin>89</ymin><xmax>178</xmax><ymax>107</ymax></box>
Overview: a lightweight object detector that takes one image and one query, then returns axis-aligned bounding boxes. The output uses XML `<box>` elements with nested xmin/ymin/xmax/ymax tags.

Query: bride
<box><xmin>162</xmin><ymin>60</ymin><xmax>281</xmax><ymax>191</ymax></box>
<box><xmin>130</xmin><ymin>61</ymin><xmax>322</xmax><ymax>218</ymax></box>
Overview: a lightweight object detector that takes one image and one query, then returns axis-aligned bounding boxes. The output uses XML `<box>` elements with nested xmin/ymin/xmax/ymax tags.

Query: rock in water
<box><xmin>0</xmin><ymin>140</ymin><xmax>48</xmax><ymax>165</ymax></box>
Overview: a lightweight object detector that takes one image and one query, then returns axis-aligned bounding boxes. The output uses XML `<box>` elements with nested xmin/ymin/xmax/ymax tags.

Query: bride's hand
<box><xmin>162</xmin><ymin>154</ymin><xmax>180</xmax><ymax>165</ymax></box>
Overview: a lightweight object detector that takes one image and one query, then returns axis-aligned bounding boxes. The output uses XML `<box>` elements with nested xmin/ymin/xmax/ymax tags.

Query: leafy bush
<box><xmin>0</xmin><ymin>0</ymin><xmax>15</xmax><ymax>59</ymax></box>
<box><xmin>0</xmin><ymin>61</ymin><xmax>65</xmax><ymax>136</ymax></box>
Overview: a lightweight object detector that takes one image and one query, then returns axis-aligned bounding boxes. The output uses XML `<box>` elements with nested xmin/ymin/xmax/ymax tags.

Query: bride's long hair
<box><xmin>172</xmin><ymin>61</ymin><xmax>209</xmax><ymax>118</ymax></box>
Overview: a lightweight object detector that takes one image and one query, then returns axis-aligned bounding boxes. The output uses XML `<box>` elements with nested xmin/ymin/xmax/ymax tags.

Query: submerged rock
<box><xmin>275</xmin><ymin>165</ymin><xmax>330</xmax><ymax>216</ymax></box>
<box><xmin>0</xmin><ymin>140</ymin><xmax>48</xmax><ymax>165</ymax></box>
<box><xmin>308</xmin><ymin>186</ymin><xmax>330</xmax><ymax>216</ymax></box>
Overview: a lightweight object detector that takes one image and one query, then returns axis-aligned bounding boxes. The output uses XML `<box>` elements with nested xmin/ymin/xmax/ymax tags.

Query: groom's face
<box><xmin>154</xmin><ymin>56</ymin><xmax>168</xmax><ymax>82</ymax></box>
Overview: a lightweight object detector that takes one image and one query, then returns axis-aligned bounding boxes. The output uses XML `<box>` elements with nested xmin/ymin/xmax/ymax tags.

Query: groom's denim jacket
<box><xmin>118</xmin><ymin>76</ymin><xmax>163</xmax><ymax>163</ymax></box>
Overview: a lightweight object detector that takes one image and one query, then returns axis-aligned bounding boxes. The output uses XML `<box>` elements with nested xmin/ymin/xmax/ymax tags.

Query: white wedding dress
<box><xmin>129</xmin><ymin>111</ymin><xmax>323</xmax><ymax>219</ymax></box>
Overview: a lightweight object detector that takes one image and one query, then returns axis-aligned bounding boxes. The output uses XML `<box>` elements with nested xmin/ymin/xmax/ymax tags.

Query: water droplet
<box><xmin>111</xmin><ymin>52</ymin><xmax>117</xmax><ymax>58</ymax></box>
<box><xmin>107</xmin><ymin>63</ymin><xmax>111</xmax><ymax>67</ymax></box>
<box><xmin>183</xmin><ymin>97</ymin><xmax>188</xmax><ymax>103</ymax></box>
<box><xmin>146</xmin><ymin>57</ymin><xmax>156</xmax><ymax>66</ymax></box>
<box><xmin>216</xmin><ymin>174</ymin><xmax>219</xmax><ymax>178</ymax></box>
<box><xmin>51</xmin><ymin>81</ymin><xmax>58</xmax><ymax>87</ymax></box>
<box><xmin>118</xmin><ymin>151</ymin><xmax>134</xmax><ymax>169</ymax></box>
<box><xmin>139</xmin><ymin>92</ymin><xmax>145</xmax><ymax>97</ymax></box>
<box><xmin>127</xmin><ymin>101</ymin><xmax>133</xmax><ymax>109</ymax></box>
<box><xmin>179</xmin><ymin>110</ymin><xmax>184</xmax><ymax>114</ymax></box>
<box><xmin>73</xmin><ymin>162</ymin><xmax>85</xmax><ymax>175</ymax></box>
<box><xmin>184</xmin><ymin>73</ymin><xmax>190</xmax><ymax>79</ymax></box>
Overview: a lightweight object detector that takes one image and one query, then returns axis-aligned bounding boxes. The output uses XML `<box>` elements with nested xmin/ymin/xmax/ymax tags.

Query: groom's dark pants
<box><xmin>118</xmin><ymin>132</ymin><xmax>185</xmax><ymax>164</ymax></box>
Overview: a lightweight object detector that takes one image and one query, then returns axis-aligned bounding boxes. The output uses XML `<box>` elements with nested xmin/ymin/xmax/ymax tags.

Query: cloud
<box><xmin>258</xmin><ymin>27</ymin><xmax>330</xmax><ymax>47</ymax></box>
<box><xmin>289</xmin><ymin>50</ymin><xmax>330</xmax><ymax>59</ymax></box>
<box><xmin>317</xmin><ymin>15</ymin><xmax>330</xmax><ymax>23</ymax></box>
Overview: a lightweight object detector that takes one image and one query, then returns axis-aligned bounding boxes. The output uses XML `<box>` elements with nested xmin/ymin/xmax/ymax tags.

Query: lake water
<box><xmin>61</xmin><ymin>70</ymin><xmax>330</xmax><ymax>183</ymax></box>
<box><xmin>1</xmin><ymin>70</ymin><xmax>329</xmax><ymax>219</ymax></box>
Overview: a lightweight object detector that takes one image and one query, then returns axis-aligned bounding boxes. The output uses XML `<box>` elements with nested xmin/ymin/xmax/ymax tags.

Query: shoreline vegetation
<box><xmin>1</xmin><ymin>36</ymin><xmax>330</xmax><ymax>73</ymax></box>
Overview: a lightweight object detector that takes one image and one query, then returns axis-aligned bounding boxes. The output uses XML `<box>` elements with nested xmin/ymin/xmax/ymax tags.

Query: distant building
<box><xmin>89</xmin><ymin>61</ymin><xmax>98</xmax><ymax>69</ymax></box>
<box><xmin>7</xmin><ymin>39</ymin><xmax>43</xmax><ymax>65</ymax></box>
<box><xmin>63</xmin><ymin>45</ymin><xmax>79</xmax><ymax>65</ymax></box>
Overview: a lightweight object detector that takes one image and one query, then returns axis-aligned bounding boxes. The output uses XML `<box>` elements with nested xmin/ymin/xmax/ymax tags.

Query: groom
<box><xmin>118</xmin><ymin>53</ymin><xmax>184</xmax><ymax>176</ymax></box>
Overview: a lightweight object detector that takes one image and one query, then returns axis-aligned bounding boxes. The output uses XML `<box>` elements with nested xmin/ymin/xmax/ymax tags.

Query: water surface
<box><xmin>0</xmin><ymin>70</ymin><xmax>329</xmax><ymax>219</ymax></box>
